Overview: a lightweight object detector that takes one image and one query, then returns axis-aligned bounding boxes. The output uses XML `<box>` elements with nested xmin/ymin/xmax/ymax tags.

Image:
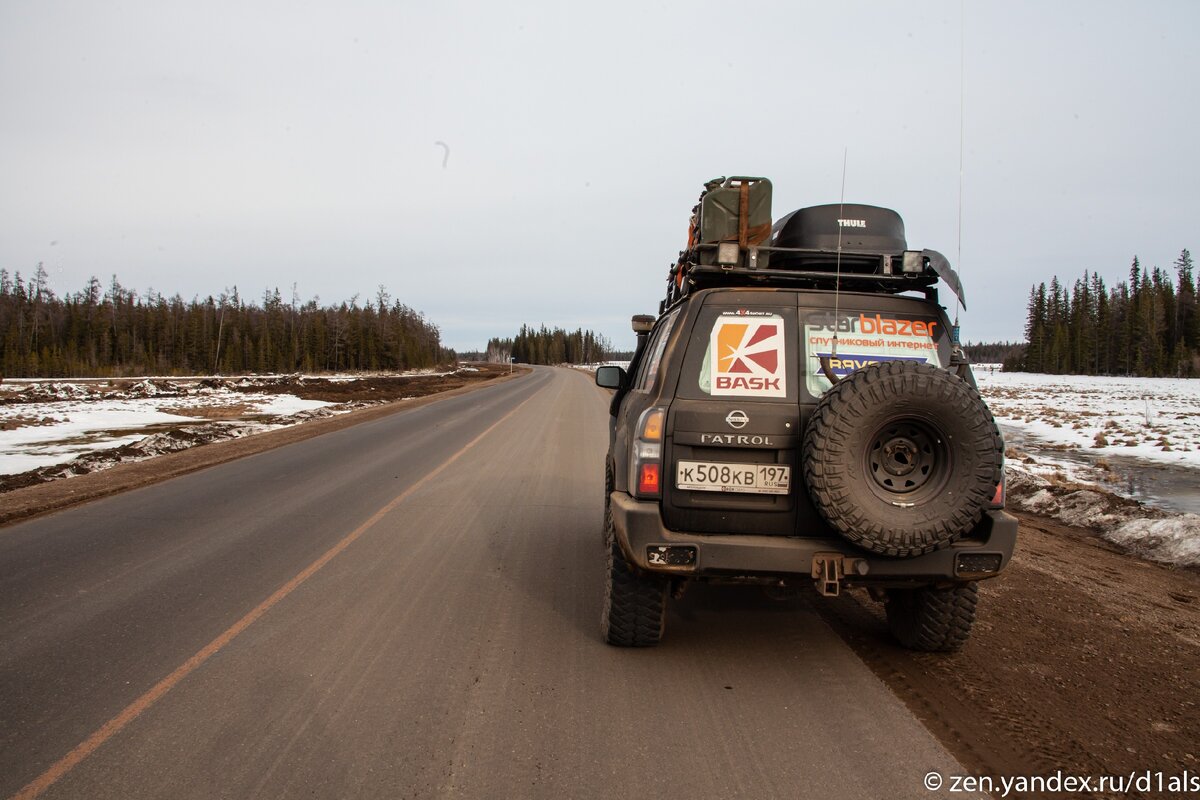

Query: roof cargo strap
<box><xmin>738</xmin><ymin>179</ymin><xmax>749</xmax><ymax>248</ymax></box>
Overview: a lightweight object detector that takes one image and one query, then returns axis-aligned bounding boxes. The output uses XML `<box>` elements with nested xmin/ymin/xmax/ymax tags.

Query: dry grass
<box><xmin>163</xmin><ymin>404</ymin><xmax>253</xmax><ymax>420</ymax></box>
<box><xmin>0</xmin><ymin>415</ymin><xmax>55</xmax><ymax>432</ymax></box>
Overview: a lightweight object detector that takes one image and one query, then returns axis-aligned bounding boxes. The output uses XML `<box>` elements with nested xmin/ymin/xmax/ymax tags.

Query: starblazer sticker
<box><xmin>710</xmin><ymin>314</ymin><xmax>787</xmax><ymax>397</ymax></box>
<box><xmin>802</xmin><ymin>311</ymin><xmax>943</xmax><ymax>396</ymax></box>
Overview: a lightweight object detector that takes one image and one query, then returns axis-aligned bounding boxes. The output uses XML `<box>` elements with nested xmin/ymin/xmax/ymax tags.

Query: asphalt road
<box><xmin>0</xmin><ymin>367</ymin><xmax>978</xmax><ymax>800</ymax></box>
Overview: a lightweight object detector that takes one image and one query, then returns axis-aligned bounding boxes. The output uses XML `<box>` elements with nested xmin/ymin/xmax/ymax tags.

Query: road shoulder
<box><xmin>814</xmin><ymin>510</ymin><xmax>1200</xmax><ymax>788</ymax></box>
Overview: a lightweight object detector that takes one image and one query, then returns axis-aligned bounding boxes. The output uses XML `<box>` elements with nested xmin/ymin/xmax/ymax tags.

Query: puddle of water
<box><xmin>1000</xmin><ymin>424</ymin><xmax>1200</xmax><ymax>515</ymax></box>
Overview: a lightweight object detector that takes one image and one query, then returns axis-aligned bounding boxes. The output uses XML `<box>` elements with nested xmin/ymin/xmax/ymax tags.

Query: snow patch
<box><xmin>1105</xmin><ymin>516</ymin><xmax>1200</xmax><ymax>567</ymax></box>
<box><xmin>0</xmin><ymin>380</ymin><xmax>334</xmax><ymax>476</ymax></box>
<box><xmin>1005</xmin><ymin>458</ymin><xmax>1199</xmax><ymax>567</ymax></box>
<box><xmin>246</xmin><ymin>395</ymin><xmax>333</xmax><ymax>416</ymax></box>
<box><xmin>574</xmin><ymin>361</ymin><xmax>631</xmax><ymax>373</ymax></box>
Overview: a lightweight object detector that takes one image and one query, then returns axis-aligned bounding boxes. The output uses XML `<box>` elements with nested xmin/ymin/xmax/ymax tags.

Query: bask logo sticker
<box><xmin>711</xmin><ymin>316</ymin><xmax>786</xmax><ymax>397</ymax></box>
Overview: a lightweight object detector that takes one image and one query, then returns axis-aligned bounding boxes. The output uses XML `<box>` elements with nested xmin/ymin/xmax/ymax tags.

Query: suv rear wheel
<box><xmin>803</xmin><ymin>361</ymin><xmax>1002</xmax><ymax>557</ymax></box>
<box><xmin>886</xmin><ymin>582</ymin><xmax>978</xmax><ymax>652</ymax></box>
<box><xmin>601</xmin><ymin>529</ymin><xmax>668</xmax><ymax>647</ymax></box>
<box><xmin>603</xmin><ymin>462</ymin><xmax>615</xmax><ymax>549</ymax></box>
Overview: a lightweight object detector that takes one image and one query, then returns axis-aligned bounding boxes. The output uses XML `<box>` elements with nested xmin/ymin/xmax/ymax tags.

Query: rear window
<box><xmin>681</xmin><ymin>308</ymin><xmax>797</xmax><ymax>402</ymax></box>
<box><xmin>801</xmin><ymin>308</ymin><xmax>946</xmax><ymax>398</ymax></box>
<box><xmin>634</xmin><ymin>308</ymin><xmax>679</xmax><ymax>392</ymax></box>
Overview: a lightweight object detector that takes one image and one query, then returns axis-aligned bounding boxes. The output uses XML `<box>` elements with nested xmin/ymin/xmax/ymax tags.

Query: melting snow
<box><xmin>974</xmin><ymin>367</ymin><xmax>1200</xmax><ymax>466</ymax></box>
<box><xmin>976</xmin><ymin>367</ymin><xmax>1200</xmax><ymax>567</ymax></box>
<box><xmin>1105</xmin><ymin>516</ymin><xmax>1200</xmax><ymax>567</ymax></box>
<box><xmin>0</xmin><ymin>367</ymin><xmax>477</xmax><ymax>482</ymax></box>
<box><xmin>0</xmin><ymin>379</ymin><xmax>334</xmax><ymax>476</ymax></box>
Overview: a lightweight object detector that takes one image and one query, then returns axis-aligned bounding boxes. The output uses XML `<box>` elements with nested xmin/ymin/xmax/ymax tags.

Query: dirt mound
<box><xmin>7</xmin><ymin>383</ymin><xmax>97</xmax><ymax>403</ymax></box>
<box><xmin>241</xmin><ymin>370</ymin><xmax>490</xmax><ymax>403</ymax></box>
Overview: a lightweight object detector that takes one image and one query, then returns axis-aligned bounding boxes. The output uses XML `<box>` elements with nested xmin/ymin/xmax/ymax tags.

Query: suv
<box><xmin>595</xmin><ymin>177</ymin><xmax>1016</xmax><ymax>651</ymax></box>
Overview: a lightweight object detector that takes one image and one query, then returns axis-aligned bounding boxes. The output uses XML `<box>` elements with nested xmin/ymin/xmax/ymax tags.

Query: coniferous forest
<box><xmin>485</xmin><ymin>325</ymin><xmax>612</xmax><ymax>365</ymax></box>
<box><xmin>1009</xmin><ymin>249</ymin><xmax>1198</xmax><ymax>377</ymax></box>
<box><xmin>0</xmin><ymin>265</ymin><xmax>453</xmax><ymax>377</ymax></box>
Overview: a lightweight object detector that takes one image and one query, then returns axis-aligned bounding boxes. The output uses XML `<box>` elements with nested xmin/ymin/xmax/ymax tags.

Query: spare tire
<box><xmin>802</xmin><ymin>361</ymin><xmax>1002</xmax><ymax>557</ymax></box>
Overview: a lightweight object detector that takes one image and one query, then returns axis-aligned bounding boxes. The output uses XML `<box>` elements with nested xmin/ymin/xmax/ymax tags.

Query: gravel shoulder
<box><xmin>816</xmin><ymin>510</ymin><xmax>1199</xmax><ymax>797</ymax></box>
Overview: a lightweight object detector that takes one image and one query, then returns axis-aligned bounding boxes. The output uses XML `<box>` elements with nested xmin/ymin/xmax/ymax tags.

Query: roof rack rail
<box><xmin>663</xmin><ymin>247</ymin><xmax>962</xmax><ymax>312</ymax></box>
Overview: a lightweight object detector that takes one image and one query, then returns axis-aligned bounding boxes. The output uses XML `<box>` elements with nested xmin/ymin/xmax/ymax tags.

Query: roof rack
<box><xmin>663</xmin><ymin>246</ymin><xmax>963</xmax><ymax>313</ymax></box>
<box><xmin>660</xmin><ymin>179</ymin><xmax>966</xmax><ymax>315</ymax></box>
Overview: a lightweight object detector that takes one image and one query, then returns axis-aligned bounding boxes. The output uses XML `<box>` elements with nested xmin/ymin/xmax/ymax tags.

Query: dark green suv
<box><xmin>595</xmin><ymin>190</ymin><xmax>1015</xmax><ymax>651</ymax></box>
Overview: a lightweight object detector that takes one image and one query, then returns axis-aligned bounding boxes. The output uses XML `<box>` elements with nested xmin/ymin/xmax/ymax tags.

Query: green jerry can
<box><xmin>695</xmin><ymin>176</ymin><xmax>773</xmax><ymax>269</ymax></box>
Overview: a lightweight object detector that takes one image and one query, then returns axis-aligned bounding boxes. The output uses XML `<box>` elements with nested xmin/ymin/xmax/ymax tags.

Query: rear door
<box><xmin>659</xmin><ymin>290</ymin><xmax>954</xmax><ymax>539</ymax></box>
<box><xmin>661</xmin><ymin>291</ymin><xmax>806</xmax><ymax>536</ymax></box>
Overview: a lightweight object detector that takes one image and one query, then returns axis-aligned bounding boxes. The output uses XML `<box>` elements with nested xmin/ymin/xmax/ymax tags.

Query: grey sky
<box><xmin>2</xmin><ymin>1</ymin><xmax>1196</xmax><ymax>352</ymax></box>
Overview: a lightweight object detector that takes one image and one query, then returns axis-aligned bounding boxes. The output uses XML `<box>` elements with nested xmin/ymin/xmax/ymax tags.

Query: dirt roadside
<box><xmin>816</xmin><ymin>512</ymin><xmax>1199</xmax><ymax>799</ymax></box>
<box><xmin>0</xmin><ymin>364</ymin><xmax>528</xmax><ymax>527</ymax></box>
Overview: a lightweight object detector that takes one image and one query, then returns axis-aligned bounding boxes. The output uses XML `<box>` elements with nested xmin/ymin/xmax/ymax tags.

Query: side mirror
<box><xmin>595</xmin><ymin>365</ymin><xmax>627</xmax><ymax>390</ymax></box>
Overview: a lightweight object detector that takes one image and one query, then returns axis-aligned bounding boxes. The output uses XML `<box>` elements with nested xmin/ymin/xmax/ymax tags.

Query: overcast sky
<box><xmin>2</xmin><ymin>1</ymin><xmax>1197</xmax><ymax>352</ymax></box>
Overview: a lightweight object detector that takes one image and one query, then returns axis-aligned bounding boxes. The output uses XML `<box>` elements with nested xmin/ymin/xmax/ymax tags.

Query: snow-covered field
<box><xmin>0</xmin><ymin>368</ymin><xmax>470</xmax><ymax>481</ymax></box>
<box><xmin>974</xmin><ymin>367</ymin><xmax>1200</xmax><ymax>567</ymax></box>
<box><xmin>973</xmin><ymin>366</ymin><xmax>1200</xmax><ymax>466</ymax></box>
<box><xmin>0</xmin><ymin>377</ymin><xmax>338</xmax><ymax>476</ymax></box>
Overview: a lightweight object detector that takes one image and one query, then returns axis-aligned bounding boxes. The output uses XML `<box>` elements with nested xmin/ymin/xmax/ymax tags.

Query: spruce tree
<box><xmin>1178</xmin><ymin>249</ymin><xmax>1197</xmax><ymax>347</ymax></box>
<box><xmin>1023</xmin><ymin>284</ymin><xmax>1047</xmax><ymax>371</ymax></box>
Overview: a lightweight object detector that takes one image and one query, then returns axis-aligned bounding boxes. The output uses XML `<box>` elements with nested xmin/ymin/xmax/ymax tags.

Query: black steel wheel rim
<box><xmin>865</xmin><ymin>418</ymin><xmax>950</xmax><ymax>503</ymax></box>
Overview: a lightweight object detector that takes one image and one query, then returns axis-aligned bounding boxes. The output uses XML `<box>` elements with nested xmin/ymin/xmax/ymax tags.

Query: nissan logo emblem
<box><xmin>726</xmin><ymin>410</ymin><xmax>749</xmax><ymax>429</ymax></box>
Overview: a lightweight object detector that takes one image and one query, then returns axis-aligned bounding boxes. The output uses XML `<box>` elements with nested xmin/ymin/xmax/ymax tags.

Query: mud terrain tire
<box><xmin>886</xmin><ymin>582</ymin><xmax>978</xmax><ymax>651</ymax></box>
<box><xmin>603</xmin><ymin>462</ymin><xmax>614</xmax><ymax>548</ymax></box>
<box><xmin>803</xmin><ymin>361</ymin><xmax>1002</xmax><ymax>557</ymax></box>
<box><xmin>601</xmin><ymin>528</ymin><xmax>668</xmax><ymax>647</ymax></box>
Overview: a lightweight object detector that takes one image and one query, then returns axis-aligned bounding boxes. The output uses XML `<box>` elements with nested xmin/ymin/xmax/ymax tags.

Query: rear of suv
<box><xmin>595</xmin><ymin>178</ymin><xmax>1016</xmax><ymax>651</ymax></box>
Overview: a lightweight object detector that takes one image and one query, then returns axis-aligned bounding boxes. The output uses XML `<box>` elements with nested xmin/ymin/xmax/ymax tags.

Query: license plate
<box><xmin>676</xmin><ymin>460</ymin><xmax>791</xmax><ymax>495</ymax></box>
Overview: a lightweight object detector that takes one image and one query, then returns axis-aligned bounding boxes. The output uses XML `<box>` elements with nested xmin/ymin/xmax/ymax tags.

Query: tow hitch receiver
<box><xmin>812</xmin><ymin>554</ymin><xmax>844</xmax><ymax>596</ymax></box>
<box><xmin>811</xmin><ymin>554</ymin><xmax>868</xmax><ymax>597</ymax></box>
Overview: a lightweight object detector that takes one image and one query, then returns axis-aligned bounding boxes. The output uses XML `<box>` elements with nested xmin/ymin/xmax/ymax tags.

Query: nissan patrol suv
<box><xmin>595</xmin><ymin>177</ymin><xmax>1016</xmax><ymax>651</ymax></box>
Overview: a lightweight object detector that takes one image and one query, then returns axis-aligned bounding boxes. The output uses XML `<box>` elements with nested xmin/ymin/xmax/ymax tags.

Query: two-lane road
<box><xmin>1</xmin><ymin>367</ymin><xmax>978</xmax><ymax>799</ymax></box>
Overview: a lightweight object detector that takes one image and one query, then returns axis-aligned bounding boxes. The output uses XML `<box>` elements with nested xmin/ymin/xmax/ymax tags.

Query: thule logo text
<box><xmin>837</xmin><ymin>219</ymin><xmax>866</xmax><ymax>228</ymax></box>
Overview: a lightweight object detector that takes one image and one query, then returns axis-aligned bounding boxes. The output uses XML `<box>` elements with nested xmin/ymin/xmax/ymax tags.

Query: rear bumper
<box><xmin>609</xmin><ymin>491</ymin><xmax>1018</xmax><ymax>585</ymax></box>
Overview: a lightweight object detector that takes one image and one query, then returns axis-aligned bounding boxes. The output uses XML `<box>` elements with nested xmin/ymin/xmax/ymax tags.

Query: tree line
<box><xmin>486</xmin><ymin>325</ymin><xmax>612</xmax><ymax>365</ymax></box>
<box><xmin>1009</xmin><ymin>249</ymin><xmax>1197</xmax><ymax>376</ymax></box>
<box><xmin>0</xmin><ymin>265</ymin><xmax>454</xmax><ymax>377</ymax></box>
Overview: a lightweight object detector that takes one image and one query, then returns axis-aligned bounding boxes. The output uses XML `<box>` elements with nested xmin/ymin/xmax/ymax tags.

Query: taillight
<box><xmin>989</xmin><ymin>470</ymin><xmax>1006</xmax><ymax>509</ymax></box>
<box><xmin>638</xmin><ymin>463</ymin><xmax>661</xmax><ymax>495</ymax></box>
<box><xmin>641</xmin><ymin>409</ymin><xmax>664</xmax><ymax>440</ymax></box>
<box><xmin>630</xmin><ymin>407</ymin><xmax>666</xmax><ymax>499</ymax></box>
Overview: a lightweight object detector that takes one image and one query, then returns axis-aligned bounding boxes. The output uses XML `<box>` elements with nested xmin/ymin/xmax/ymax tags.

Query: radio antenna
<box><xmin>954</xmin><ymin>0</ymin><xmax>965</xmax><ymax>331</ymax></box>
<box><xmin>832</xmin><ymin>147</ymin><xmax>848</xmax><ymax>358</ymax></box>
